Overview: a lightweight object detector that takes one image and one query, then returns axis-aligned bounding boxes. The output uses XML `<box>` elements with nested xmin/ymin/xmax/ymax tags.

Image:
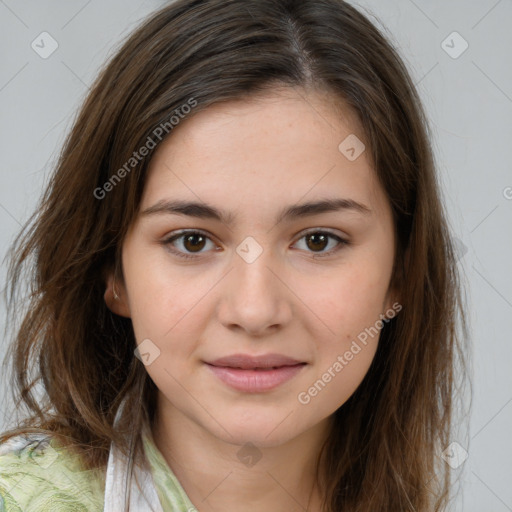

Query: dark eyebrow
<box><xmin>140</xmin><ymin>197</ymin><xmax>372</xmax><ymax>225</ymax></box>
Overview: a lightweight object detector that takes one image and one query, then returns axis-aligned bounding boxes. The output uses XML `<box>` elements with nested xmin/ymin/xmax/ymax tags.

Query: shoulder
<box><xmin>0</xmin><ymin>432</ymin><xmax>105</xmax><ymax>512</ymax></box>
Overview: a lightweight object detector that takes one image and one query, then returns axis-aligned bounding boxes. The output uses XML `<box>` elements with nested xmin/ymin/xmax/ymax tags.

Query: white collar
<box><xmin>103</xmin><ymin>436</ymin><xmax>164</xmax><ymax>512</ymax></box>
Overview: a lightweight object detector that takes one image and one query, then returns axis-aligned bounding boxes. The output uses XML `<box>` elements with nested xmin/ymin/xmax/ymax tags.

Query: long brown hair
<box><xmin>1</xmin><ymin>0</ymin><xmax>468</xmax><ymax>510</ymax></box>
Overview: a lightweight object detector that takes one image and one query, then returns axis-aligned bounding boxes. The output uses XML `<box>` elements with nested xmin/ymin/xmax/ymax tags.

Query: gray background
<box><xmin>1</xmin><ymin>1</ymin><xmax>511</xmax><ymax>510</ymax></box>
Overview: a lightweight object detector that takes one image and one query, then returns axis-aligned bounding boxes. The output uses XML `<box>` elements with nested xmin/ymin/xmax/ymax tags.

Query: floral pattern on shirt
<box><xmin>0</xmin><ymin>431</ymin><xmax>198</xmax><ymax>512</ymax></box>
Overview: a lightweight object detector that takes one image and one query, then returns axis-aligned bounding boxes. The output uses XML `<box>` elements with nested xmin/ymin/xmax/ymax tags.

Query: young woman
<box><xmin>0</xmin><ymin>0</ymin><xmax>467</xmax><ymax>510</ymax></box>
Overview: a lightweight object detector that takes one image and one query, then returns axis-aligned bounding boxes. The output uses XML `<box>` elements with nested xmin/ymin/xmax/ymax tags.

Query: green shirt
<box><xmin>0</xmin><ymin>430</ymin><xmax>197</xmax><ymax>511</ymax></box>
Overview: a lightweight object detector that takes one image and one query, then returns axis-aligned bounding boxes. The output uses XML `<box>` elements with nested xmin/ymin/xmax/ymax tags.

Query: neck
<box><xmin>151</xmin><ymin>398</ymin><xmax>330</xmax><ymax>512</ymax></box>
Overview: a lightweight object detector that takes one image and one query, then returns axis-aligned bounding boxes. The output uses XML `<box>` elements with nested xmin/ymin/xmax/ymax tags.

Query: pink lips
<box><xmin>205</xmin><ymin>353</ymin><xmax>306</xmax><ymax>392</ymax></box>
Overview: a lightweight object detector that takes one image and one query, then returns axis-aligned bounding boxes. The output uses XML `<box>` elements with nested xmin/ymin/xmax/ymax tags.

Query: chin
<box><xmin>208</xmin><ymin>412</ymin><xmax>311</xmax><ymax>449</ymax></box>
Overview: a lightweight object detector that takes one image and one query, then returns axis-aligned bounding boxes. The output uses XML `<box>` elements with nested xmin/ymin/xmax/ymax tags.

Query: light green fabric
<box><xmin>0</xmin><ymin>433</ymin><xmax>104</xmax><ymax>512</ymax></box>
<box><xmin>142</xmin><ymin>433</ymin><xmax>197</xmax><ymax>511</ymax></box>
<box><xmin>0</xmin><ymin>431</ymin><xmax>196</xmax><ymax>511</ymax></box>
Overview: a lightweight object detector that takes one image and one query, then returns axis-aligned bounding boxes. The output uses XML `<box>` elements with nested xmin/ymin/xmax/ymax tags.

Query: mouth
<box><xmin>205</xmin><ymin>353</ymin><xmax>307</xmax><ymax>392</ymax></box>
<box><xmin>207</xmin><ymin>353</ymin><xmax>305</xmax><ymax>369</ymax></box>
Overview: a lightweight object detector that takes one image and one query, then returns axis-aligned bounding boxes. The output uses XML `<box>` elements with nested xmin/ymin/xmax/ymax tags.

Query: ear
<box><xmin>104</xmin><ymin>268</ymin><xmax>131</xmax><ymax>318</ymax></box>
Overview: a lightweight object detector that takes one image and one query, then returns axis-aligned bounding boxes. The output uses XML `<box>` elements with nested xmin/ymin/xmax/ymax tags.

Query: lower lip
<box><xmin>206</xmin><ymin>363</ymin><xmax>306</xmax><ymax>392</ymax></box>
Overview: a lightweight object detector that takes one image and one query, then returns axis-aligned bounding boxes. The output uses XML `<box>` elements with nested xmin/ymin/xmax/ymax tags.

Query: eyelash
<box><xmin>161</xmin><ymin>229</ymin><xmax>349</xmax><ymax>260</ymax></box>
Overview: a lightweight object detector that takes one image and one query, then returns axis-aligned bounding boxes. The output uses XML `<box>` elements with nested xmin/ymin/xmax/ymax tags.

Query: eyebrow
<box><xmin>140</xmin><ymin>197</ymin><xmax>372</xmax><ymax>225</ymax></box>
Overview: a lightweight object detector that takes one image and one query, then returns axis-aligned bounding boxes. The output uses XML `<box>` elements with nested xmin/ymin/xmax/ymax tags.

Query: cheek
<box><xmin>319</xmin><ymin>259</ymin><xmax>391</xmax><ymax>399</ymax></box>
<box><xmin>123</xmin><ymin>254</ymin><xmax>206</xmax><ymax>350</ymax></box>
<box><xmin>301</xmin><ymin>341</ymin><xmax>378</xmax><ymax>415</ymax></box>
<box><xmin>298</xmin><ymin>266</ymin><xmax>386</xmax><ymax>412</ymax></box>
<box><xmin>299</xmin><ymin>258</ymin><xmax>389</xmax><ymax>393</ymax></box>
<box><xmin>306</xmin><ymin>259</ymin><xmax>391</xmax><ymax>340</ymax></box>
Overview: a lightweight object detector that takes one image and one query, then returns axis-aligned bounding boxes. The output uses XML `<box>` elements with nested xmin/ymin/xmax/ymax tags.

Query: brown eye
<box><xmin>305</xmin><ymin>233</ymin><xmax>329</xmax><ymax>252</ymax></box>
<box><xmin>182</xmin><ymin>233</ymin><xmax>207</xmax><ymax>252</ymax></box>
<box><xmin>163</xmin><ymin>230</ymin><xmax>217</xmax><ymax>259</ymax></box>
<box><xmin>293</xmin><ymin>230</ymin><xmax>348</xmax><ymax>258</ymax></box>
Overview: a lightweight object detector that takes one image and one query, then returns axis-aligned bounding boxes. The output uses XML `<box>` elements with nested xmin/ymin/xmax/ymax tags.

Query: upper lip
<box><xmin>206</xmin><ymin>353</ymin><xmax>305</xmax><ymax>369</ymax></box>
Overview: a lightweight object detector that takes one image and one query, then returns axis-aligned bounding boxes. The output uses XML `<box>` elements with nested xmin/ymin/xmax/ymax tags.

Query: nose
<box><xmin>216</xmin><ymin>245</ymin><xmax>293</xmax><ymax>337</ymax></box>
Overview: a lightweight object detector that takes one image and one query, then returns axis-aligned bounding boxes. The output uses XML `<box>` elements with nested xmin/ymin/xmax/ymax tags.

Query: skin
<box><xmin>105</xmin><ymin>86</ymin><xmax>399</xmax><ymax>512</ymax></box>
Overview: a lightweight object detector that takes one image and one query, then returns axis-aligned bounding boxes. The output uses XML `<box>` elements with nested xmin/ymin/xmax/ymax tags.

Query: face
<box><xmin>105</xmin><ymin>87</ymin><xmax>398</xmax><ymax>448</ymax></box>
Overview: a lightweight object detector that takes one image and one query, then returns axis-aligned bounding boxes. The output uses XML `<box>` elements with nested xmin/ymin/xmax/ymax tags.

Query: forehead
<box><xmin>140</xmin><ymin>87</ymin><xmax>386</xmax><ymax>221</ymax></box>
<box><xmin>153</xmin><ymin>86</ymin><xmax>366</xmax><ymax>161</ymax></box>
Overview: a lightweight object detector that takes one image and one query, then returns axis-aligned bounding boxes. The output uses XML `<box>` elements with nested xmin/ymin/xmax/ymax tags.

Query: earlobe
<box><xmin>104</xmin><ymin>271</ymin><xmax>131</xmax><ymax>318</ymax></box>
